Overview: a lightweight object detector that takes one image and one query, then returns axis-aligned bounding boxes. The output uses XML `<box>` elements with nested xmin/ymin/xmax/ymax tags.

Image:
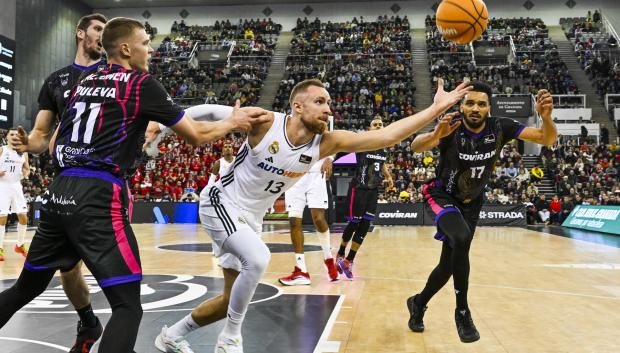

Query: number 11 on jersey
<box><xmin>71</xmin><ymin>102</ymin><xmax>101</xmax><ymax>144</ymax></box>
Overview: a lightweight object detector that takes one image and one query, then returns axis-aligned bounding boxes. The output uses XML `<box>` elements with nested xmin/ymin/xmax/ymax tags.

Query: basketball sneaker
<box><xmin>69</xmin><ymin>318</ymin><xmax>103</xmax><ymax>353</ymax></box>
<box><xmin>155</xmin><ymin>325</ymin><xmax>194</xmax><ymax>353</ymax></box>
<box><xmin>215</xmin><ymin>336</ymin><xmax>243</xmax><ymax>353</ymax></box>
<box><xmin>406</xmin><ymin>294</ymin><xmax>427</xmax><ymax>332</ymax></box>
<box><xmin>0</xmin><ymin>248</ymin><xmax>4</xmax><ymax>261</ymax></box>
<box><xmin>324</xmin><ymin>258</ymin><xmax>339</xmax><ymax>281</ymax></box>
<box><xmin>336</xmin><ymin>257</ymin><xmax>354</xmax><ymax>279</ymax></box>
<box><xmin>14</xmin><ymin>244</ymin><xmax>28</xmax><ymax>257</ymax></box>
<box><xmin>278</xmin><ymin>266</ymin><xmax>311</xmax><ymax>286</ymax></box>
<box><xmin>455</xmin><ymin>308</ymin><xmax>480</xmax><ymax>343</ymax></box>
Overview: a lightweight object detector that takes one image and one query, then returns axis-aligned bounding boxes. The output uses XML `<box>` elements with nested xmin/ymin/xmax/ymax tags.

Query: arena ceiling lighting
<box><xmin>82</xmin><ymin>0</ymin><xmax>394</xmax><ymax>8</ymax></box>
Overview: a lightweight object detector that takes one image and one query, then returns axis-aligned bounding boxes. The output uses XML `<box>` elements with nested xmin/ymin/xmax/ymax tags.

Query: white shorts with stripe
<box><xmin>199</xmin><ymin>186</ymin><xmax>263</xmax><ymax>271</ymax></box>
<box><xmin>0</xmin><ymin>183</ymin><xmax>28</xmax><ymax>216</ymax></box>
<box><xmin>285</xmin><ymin>172</ymin><xmax>328</xmax><ymax>214</ymax></box>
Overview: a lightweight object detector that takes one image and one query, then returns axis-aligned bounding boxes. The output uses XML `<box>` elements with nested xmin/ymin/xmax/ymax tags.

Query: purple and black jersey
<box><xmin>37</xmin><ymin>62</ymin><xmax>104</xmax><ymax>118</ymax></box>
<box><xmin>352</xmin><ymin>149</ymin><xmax>388</xmax><ymax>190</ymax></box>
<box><xmin>53</xmin><ymin>65</ymin><xmax>184</xmax><ymax>178</ymax></box>
<box><xmin>435</xmin><ymin>116</ymin><xmax>525</xmax><ymax>202</ymax></box>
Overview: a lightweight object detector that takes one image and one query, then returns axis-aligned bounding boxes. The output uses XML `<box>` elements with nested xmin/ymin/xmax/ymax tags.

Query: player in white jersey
<box><xmin>154</xmin><ymin>78</ymin><xmax>472</xmax><ymax>353</ymax></box>
<box><xmin>0</xmin><ymin>128</ymin><xmax>31</xmax><ymax>261</ymax></box>
<box><xmin>280</xmin><ymin>118</ymin><xmax>338</xmax><ymax>285</ymax></box>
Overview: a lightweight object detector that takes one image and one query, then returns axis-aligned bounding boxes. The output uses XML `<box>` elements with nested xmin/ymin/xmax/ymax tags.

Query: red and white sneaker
<box><xmin>324</xmin><ymin>258</ymin><xmax>339</xmax><ymax>281</ymax></box>
<box><xmin>14</xmin><ymin>244</ymin><xmax>28</xmax><ymax>257</ymax></box>
<box><xmin>278</xmin><ymin>266</ymin><xmax>311</xmax><ymax>286</ymax></box>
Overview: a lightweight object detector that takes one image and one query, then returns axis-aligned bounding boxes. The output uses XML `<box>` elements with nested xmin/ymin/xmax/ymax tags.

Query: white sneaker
<box><xmin>155</xmin><ymin>326</ymin><xmax>195</xmax><ymax>353</ymax></box>
<box><xmin>215</xmin><ymin>336</ymin><xmax>243</xmax><ymax>353</ymax></box>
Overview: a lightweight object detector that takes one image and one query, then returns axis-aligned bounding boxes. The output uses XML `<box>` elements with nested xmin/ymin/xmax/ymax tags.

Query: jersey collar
<box><xmin>72</xmin><ymin>61</ymin><xmax>102</xmax><ymax>71</ymax></box>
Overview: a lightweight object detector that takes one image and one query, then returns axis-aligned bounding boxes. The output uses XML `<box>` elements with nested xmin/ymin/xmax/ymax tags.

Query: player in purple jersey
<box><xmin>10</xmin><ymin>14</ymin><xmax>108</xmax><ymax>353</ymax></box>
<box><xmin>406</xmin><ymin>82</ymin><xmax>557</xmax><ymax>343</ymax></box>
<box><xmin>1</xmin><ymin>17</ymin><xmax>268</xmax><ymax>353</ymax></box>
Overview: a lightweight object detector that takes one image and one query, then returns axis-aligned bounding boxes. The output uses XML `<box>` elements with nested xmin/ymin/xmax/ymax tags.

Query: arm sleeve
<box><xmin>37</xmin><ymin>74</ymin><xmax>57</xmax><ymax>113</ymax></box>
<box><xmin>500</xmin><ymin>117</ymin><xmax>526</xmax><ymax>142</ymax></box>
<box><xmin>139</xmin><ymin>75</ymin><xmax>185</xmax><ymax>127</ymax></box>
<box><xmin>183</xmin><ymin>104</ymin><xmax>233</xmax><ymax>122</ymax></box>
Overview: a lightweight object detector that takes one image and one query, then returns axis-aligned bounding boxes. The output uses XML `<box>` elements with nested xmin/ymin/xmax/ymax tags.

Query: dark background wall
<box><xmin>14</xmin><ymin>0</ymin><xmax>91</xmax><ymax>127</ymax></box>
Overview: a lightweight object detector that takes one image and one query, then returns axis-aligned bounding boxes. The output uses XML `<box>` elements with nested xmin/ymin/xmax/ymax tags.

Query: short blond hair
<box><xmin>102</xmin><ymin>17</ymin><xmax>145</xmax><ymax>57</ymax></box>
<box><xmin>289</xmin><ymin>79</ymin><xmax>325</xmax><ymax>105</ymax></box>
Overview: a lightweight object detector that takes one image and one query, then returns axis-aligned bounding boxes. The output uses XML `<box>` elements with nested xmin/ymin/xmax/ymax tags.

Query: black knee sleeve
<box><xmin>352</xmin><ymin>219</ymin><xmax>371</xmax><ymax>245</ymax></box>
<box><xmin>342</xmin><ymin>221</ymin><xmax>359</xmax><ymax>242</ymax></box>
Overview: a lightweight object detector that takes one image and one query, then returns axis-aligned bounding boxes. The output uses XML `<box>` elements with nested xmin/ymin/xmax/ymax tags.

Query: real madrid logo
<box><xmin>238</xmin><ymin>216</ymin><xmax>246</xmax><ymax>224</ymax></box>
<box><xmin>268</xmin><ymin>141</ymin><xmax>279</xmax><ymax>154</ymax></box>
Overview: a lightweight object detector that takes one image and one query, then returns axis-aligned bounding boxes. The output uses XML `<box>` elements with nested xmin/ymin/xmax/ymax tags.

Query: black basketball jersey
<box><xmin>38</xmin><ymin>62</ymin><xmax>104</xmax><ymax>117</ymax></box>
<box><xmin>53</xmin><ymin>65</ymin><xmax>184</xmax><ymax>178</ymax></box>
<box><xmin>352</xmin><ymin>149</ymin><xmax>388</xmax><ymax>189</ymax></box>
<box><xmin>436</xmin><ymin>116</ymin><xmax>525</xmax><ymax>202</ymax></box>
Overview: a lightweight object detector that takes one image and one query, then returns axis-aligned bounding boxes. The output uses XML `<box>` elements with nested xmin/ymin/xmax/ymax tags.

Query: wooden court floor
<box><xmin>1</xmin><ymin>223</ymin><xmax>619</xmax><ymax>353</ymax></box>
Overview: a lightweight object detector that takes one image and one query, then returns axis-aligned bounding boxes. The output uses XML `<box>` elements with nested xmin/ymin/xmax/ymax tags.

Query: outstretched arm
<box><xmin>517</xmin><ymin>89</ymin><xmax>557</xmax><ymax>146</ymax></box>
<box><xmin>319</xmin><ymin>79</ymin><xmax>471</xmax><ymax>158</ymax></box>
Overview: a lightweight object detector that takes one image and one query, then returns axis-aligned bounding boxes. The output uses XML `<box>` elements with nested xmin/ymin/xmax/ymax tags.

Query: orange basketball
<box><xmin>436</xmin><ymin>0</ymin><xmax>489</xmax><ymax>44</ymax></box>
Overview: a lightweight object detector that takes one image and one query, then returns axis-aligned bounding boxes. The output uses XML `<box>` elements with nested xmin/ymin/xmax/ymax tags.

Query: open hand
<box><xmin>433</xmin><ymin>112</ymin><xmax>462</xmax><ymax>139</ymax></box>
<box><xmin>433</xmin><ymin>79</ymin><xmax>472</xmax><ymax>114</ymax></box>
<box><xmin>228</xmin><ymin>100</ymin><xmax>271</xmax><ymax>131</ymax></box>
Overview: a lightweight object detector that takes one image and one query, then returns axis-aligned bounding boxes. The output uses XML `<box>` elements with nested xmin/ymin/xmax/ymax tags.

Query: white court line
<box><xmin>0</xmin><ymin>337</ymin><xmax>70</xmax><ymax>351</ymax></box>
<box><xmin>313</xmin><ymin>295</ymin><xmax>345</xmax><ymax>353</ymax></box>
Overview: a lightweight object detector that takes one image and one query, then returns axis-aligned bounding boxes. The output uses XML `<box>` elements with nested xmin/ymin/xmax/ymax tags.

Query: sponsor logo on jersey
<box><xmin>268</xmin><ymin>141</ymin><xmax>279</xmax><ymax>154</ymax></box>
<box><xmin>299</xmin><ymin>154</ymin><xmax>312</xmax><ymax>164</ymax></box>
<box><xmin>82</xmin><ymin>72</ymin><xmax>132</xmax><ymax>83</ymax></box>
<box><xmin>257</xmin><ymin>161</ymin><xmax>306</xmax><ymax>178</ymax></box>
<box><xmin>479</xmin><ymin>210</ymin><xmax>524</xmax><ymax>219</ymax></box>
<box><xmin>484</xmin><ymin>134</ymin><xmax>496</xmax><ymax>144</ymax></box>
<box><xmin>459</xmin><ymin>150</ymin><xmax>496</xmax><ymax>161</ymax></box>
<box><xmin>265</xmin><ymin>157</ymin><xmax>274</xmax><ymax>163</ymax></box>
<box><xmin>365</xmin><ymin>153</ymin><xmax>387</xmax><ymax>161</ymax></box>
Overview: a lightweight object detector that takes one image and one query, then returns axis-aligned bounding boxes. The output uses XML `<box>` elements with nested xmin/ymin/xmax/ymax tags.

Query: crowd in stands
<box><xmin>273</xmin><ymin>16</ymin><xmax>415</xmax><ymax>130</ymax></box>
<box><xmin>150</xmin><ymin>18</ymin><xmax>281</xmax><ymax>107</ymax></box>
<box><xmin>426</xmin><ymin>15</ymin><xmax>579</xmax><ymax>96</ymax></box>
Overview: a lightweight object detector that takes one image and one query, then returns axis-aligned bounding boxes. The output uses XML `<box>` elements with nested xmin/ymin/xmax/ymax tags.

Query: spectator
<box><xmin>535</xmin><ymin>194</ymin><xmax>551</xmax><ymax>224</ymax></box>
<box><xmin>531</xmin><ymin>165</ymin><xmax>544</xmax><ymax>183</ymax></box>
<box><xmin>549</xmin><ymin>195</ymin><xmax>562</xmax><ymax>224</ymax></box>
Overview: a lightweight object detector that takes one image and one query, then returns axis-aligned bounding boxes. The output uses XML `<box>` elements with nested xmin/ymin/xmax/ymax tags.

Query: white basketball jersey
<box><xmin>217</xmin><ymin>113</ymin><xmax>322</xmax><ymax>215</ymax></box>
<box><xmin>0</xmin><ymin>146</ymin><xmax>25</xmax><ymax>184</ymax></box>
<box><xmin>218</xmin><ymin>156</ymin><xmax>234</xmax><ymax>177</ymax></box>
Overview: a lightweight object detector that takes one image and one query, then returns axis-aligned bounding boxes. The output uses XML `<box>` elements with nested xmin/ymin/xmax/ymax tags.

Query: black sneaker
<box><xmin>70</xmin><ymin>318</ymin><xmax>103</xmax><ymax>353</ymax></box>
<box><xmin>406</xmin><ymin>294</ymin><xmax>427</xmax><ymax>332</ymax></box>
<box><xmin>454</xmin><ymin>308</ymin><xmax>480</xmax><ymax>343</ymax></box>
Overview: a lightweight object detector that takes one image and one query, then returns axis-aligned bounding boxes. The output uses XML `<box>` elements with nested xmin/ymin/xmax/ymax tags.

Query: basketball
<box><xmin>436</xmin><ymin>0</ymin><xmax>489</xmax><ymax>44</ymax></box>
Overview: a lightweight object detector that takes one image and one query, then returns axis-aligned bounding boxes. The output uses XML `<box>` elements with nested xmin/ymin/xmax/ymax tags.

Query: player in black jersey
<box><xmin>1</xmin><ymin>17</ymin><xmax>268</xmax><ymax>353</ymax></box>
<box><xmin>406</xmin><ymin>82</ymin><xmax>557</xmax><ymax>343</ymax></box>
<box><xmin>9</xmin><ymin>14</ymin><xmax>108</xmax><ymax>353</ymax></box>
<box><xmin>336</xmin><ymin>117</ymin><xmax>393</xmax><ymax>279</ymax></box>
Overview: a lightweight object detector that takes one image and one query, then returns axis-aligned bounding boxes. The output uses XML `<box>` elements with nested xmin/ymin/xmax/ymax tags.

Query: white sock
<box><xmin>221</xmin><ymin>307</ymin><xmax>245</xmax><ymax>339</ymax></box>
<box><xmin>0</xmin><ymin>226</ymin><xmax>5</xmax><ymax>249</ymax></box>
<box><xmin>16</xmin><ymin>223</ymin><xmax>27</xmax><ymax>246</ymax></box>
<box><xmin>317</xmin><ymin>230</ymin><xmax>332</xmax><ymax>260</ymax></box>
<box><xmin>167</xmin><ymin>314</ymin><xmax>200</xmax><ymax>339</ymax></box>
<box><xmin>295</xmin><ymin>253</ymin><xmax>307</xmax><ymax>272</ymax></box>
